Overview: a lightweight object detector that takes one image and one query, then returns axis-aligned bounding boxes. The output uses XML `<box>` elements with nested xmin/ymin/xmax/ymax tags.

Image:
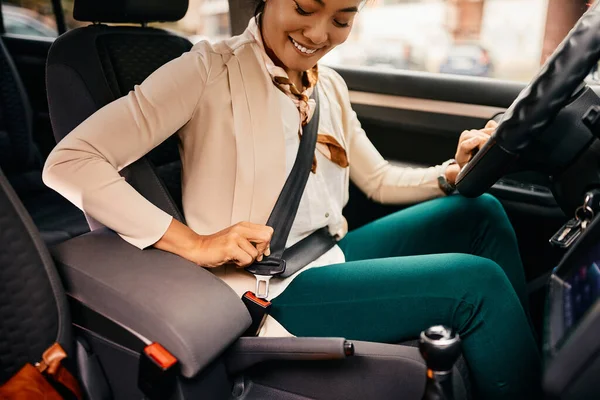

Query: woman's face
<box><xmin>261</xmin><ymin>0</ymin><xmax>361</xmax><ymax>74</ymax></box>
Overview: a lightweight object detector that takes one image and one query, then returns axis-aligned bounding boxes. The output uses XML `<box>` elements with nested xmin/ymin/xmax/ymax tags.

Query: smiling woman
<box><xmin>42</xmin><ymin>0</ymin><xmax>540</xmax><ymax>398</ymax></box>
<box><xmin>258</xmin><ymin>0</ymin><xmax>360</xmax><ymax>87</ymax></box>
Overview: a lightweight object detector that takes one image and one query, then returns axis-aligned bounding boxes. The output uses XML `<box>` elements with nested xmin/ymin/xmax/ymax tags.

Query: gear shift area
<box><xmin>419</xmin><ymin>325</ymin><xmax>462</xmax><ymax>400</ymax></box>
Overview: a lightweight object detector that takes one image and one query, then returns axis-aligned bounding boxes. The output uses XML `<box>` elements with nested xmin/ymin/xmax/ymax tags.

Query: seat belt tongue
<box><xmin>246</xmin><ymin>257</ymin><xmax>286</xmax><ymax>299</ymax></box>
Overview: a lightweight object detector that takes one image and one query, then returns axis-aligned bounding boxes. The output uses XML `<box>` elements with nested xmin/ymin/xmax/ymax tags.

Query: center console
<box><xmin>544</xmin><ymin>216</ymin><xmax>600</xmax><ymax>399</ymax></box>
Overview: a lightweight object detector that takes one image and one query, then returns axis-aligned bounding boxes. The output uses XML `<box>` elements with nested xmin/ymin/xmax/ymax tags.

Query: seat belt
<box><xmin>245</xmin><ymin>86</ymin><xmax>322</xmax><ymax>296</ymax></box>
<box><xmin>242</xmin><ymin>86</ymin><xmax>332</xmax><ymax>335</ymax></box>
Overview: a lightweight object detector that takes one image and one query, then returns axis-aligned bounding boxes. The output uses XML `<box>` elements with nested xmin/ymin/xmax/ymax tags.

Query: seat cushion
<box><xmin>8</xmin><ymin>170</ymin><xmax>89</xmax><ymax>245</ymax></box>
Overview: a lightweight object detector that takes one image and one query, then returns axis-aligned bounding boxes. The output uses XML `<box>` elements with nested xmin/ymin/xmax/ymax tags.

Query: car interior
<box><xmin>1</xmin><ymin>0</ymin><xmax>600</xmax><ymax>398</ymax></box>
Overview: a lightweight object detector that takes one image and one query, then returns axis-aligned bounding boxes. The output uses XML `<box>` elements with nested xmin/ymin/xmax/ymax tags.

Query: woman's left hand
<box><xmin>445</xmin><ymin>120</ymin><xmax>498</xmax><ymax>185</ymax></box>
<box><xmin>455</xmin><ymin>120</ymin><xmax>497</xmax><ymax>167</ymax></box>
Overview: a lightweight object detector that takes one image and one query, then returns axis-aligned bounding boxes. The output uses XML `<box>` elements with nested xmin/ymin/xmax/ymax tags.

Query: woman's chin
<box><xmin>283</xmin><ymin>56</ymin><xmax>320</xmax><ymax>73</ymax></box>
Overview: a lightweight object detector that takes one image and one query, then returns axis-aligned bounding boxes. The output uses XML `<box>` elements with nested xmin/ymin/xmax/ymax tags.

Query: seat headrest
<box><xmin>73</xmin><ymin>0</ymin><xmax>188</xmax><ymax>23</ymax></box>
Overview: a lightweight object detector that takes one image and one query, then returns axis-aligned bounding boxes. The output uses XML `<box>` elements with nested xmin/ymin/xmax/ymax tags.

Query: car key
<box><xmin>550</xmin><ymin>218</ymin><xmax>584</xmax><ymax>248</ymax></box>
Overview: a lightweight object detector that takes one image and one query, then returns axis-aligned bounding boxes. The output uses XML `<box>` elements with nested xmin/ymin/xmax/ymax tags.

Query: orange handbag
<box><xmin>0</xmin><ymin>343</ymin><xmax>82</xmax><ymax>400</ymax></box>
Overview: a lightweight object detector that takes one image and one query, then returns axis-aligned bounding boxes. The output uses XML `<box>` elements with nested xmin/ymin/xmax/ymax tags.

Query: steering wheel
<box><xmin>456</xmin><ymin>3</ymin><xmax>600</xmax><ymax>197</ymax></box>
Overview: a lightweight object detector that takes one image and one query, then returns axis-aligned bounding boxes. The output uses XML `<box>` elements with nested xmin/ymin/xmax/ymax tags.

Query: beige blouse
<box><xmin>42</xmin><ymin>20</ymin><xmax>450</xmax><ymax>303</ymax></box>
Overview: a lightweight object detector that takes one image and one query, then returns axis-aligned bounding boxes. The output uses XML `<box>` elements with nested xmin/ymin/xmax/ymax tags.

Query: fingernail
<box><xmin>257</xmin><ymin>255</ymin><xmax>263</xmax><ymax>261</ymax></box>
<box><xmin>265</xmin><ymin>247</ymin><xmax>271</xmax><ymax>256</ymax></box>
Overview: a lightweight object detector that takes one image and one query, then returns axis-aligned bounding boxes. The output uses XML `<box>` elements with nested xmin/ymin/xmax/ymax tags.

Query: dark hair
<box><xmin>253</xmin><ymin>0</ymin><xmax>368</xmax><ymax>19</ymax></box>
<box><xmin>254</xmin><ymin>0</ymin><xmax>265</xmax><ymax>17</ymax></box>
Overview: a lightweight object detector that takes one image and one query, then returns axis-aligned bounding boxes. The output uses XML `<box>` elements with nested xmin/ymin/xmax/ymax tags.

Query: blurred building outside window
<box><xmin>3</xmin><ymin>0</ymin><xmax>599</xmax><ymax>82</ymax></box>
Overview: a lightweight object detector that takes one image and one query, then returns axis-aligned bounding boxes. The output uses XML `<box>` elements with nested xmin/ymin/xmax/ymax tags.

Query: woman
<box><xmin>42</xmin><ymin>0</ymin><xmax>540</xmax><ymax>398</ymax></box>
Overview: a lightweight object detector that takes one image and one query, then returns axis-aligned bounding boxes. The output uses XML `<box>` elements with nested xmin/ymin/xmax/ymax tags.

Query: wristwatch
<box><xmin>437</xmin><ymin>159</ymin><xmax>458</xmax><ymax>195</ymax></box>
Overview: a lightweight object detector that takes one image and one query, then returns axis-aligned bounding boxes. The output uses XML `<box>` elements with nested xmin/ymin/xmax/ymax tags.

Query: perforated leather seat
<box><xmin>0</xmin><ymin>37</ymin><xmax>88</xmax><ymax>245</ymax></box>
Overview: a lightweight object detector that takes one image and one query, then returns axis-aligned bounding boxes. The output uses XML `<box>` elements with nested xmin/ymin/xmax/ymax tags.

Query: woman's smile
<box><xmin>289</xmin><ymin>36</ymin><xmax>321</xmax><ymax>56</ymax></box>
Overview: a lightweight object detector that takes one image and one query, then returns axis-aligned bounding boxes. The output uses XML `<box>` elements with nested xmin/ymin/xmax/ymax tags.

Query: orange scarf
<box><xmin>249</xmin><ymin>18</ymin><xmax>349</xmax><ymax>173</ymax></box>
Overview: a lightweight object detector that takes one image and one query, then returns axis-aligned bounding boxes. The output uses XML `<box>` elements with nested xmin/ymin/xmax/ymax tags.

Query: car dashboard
<box><xmin>543</xmin><ymin>214</ymin><xmax>600</xmax><ymax>399</ymax></box>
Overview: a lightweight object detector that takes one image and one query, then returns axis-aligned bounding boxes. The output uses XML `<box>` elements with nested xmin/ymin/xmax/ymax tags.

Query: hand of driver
<box><xmin>455</xmin><ymin>120</ymin><xmax>498</xmax><ymax>168</ymax></box>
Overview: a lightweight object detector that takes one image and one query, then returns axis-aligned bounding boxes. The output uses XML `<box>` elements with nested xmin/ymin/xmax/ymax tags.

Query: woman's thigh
<box><xmin>338</xmin><ymin>194</ymin><xmax>528</xmax><ymax>308</ymax></box>
<box><xmin>339</xmin><ymin>194</ymin><xmax>514</xmax><ymax>261</ymax></box>
<box><xmin>271</xmin><ymin>253</ymin><xmax>540</xmax><ymax>399</ymax></box>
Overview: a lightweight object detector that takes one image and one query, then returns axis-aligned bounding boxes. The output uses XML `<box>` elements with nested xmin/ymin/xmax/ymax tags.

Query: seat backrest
<box><xmin>0</xmin><ymin>166</ymin><xmax>71</xmax><ymax>384</ymax></box>
<box><xmin>46</xmin><ymin>0</ymin><xmax>191</xmax><ymax>227</ymax></box>
<box><xmin>0</xmin><ymin>37</ymin><xmax>40</xmax><ymax>176</ymax></box>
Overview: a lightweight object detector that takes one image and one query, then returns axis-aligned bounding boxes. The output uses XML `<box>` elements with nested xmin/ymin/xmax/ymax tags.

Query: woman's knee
<box><xmin>470</xmin><ymin>194</ymin><xmax>508</xmax><ymax>221</ymax></box>
<box><xmin>449</xmin><ymin>193</ymin><xmax>503</xmax><ymax>216</ymax></box>
<box><xmin>449</xmin><ymin>194</ymin><xmax>512</xmax><ymax>233</ymax></box>
<box><xmin>447</xmin><ymin>255</ymin><xmax>513</xmax><ymax>295</ymax></box>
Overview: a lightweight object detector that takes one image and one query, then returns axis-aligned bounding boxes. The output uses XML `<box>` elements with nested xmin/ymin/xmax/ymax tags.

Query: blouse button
<box><xmin>325</xmin><ymin>212</ymin><xmax>330</xmax><ymax>218</ymax></box>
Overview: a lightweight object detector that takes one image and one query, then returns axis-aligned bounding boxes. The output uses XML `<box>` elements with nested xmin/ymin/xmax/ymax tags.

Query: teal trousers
<box><xmin>271</xmin><ymin>194</ymin><xmax>541</xmax><ymax>400</ymax></box>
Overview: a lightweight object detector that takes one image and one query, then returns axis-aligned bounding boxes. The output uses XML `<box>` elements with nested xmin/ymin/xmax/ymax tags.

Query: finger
<box><xmin>485</xmin><ymin>120</ymin><xmax>498</xmax><ymax>129</ymax></box>
<box><xmin>459</xmin><ymin>129</ymin><xmax>484</xmax><ymax>143</ymax></box>
<box><xmin>457</xmin><ymin>137</ymin><xmax>486</xmax><ymax>166</ymax></box>
<box><xmin>230</xmin><ymin>245</ymin><xmax>254</xmax><ymax>268</ymax></box>
<box><xmin>255</xmin><ymin>241</ymin><xmax>269</xmax><ymax>256</ymax></box>
<box><xmin>265</xmin><ymin>246</ymin><xmax>271</xmax><ymax>257</ymax></box>
<box><xmin>473</xmin><ymin>130</ymin><xmax>493</xmax><ymax>141</ymax></box>
<box><xmin>238</xmin><ymin>237</ymin><xmax>259</xmax><ymax>261</ymax></box>
<box><xmin>460</xmin><ymin>136</ymin><xmax>488</xmax><ymax>154</ymax></box>
<box><xmin>461</xmin><ymin>128</ymin><xmax>493</xmax><ymax>142</ymax></box>
<box><xmin>236</xmin><ymin>224</ymin><xmax>274</xmax><ymax>243</ymax></box>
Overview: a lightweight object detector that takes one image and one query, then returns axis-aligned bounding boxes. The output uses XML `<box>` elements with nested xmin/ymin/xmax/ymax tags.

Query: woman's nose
<box><xmin>302</xmin><ymin>21</ymin><xmax>328</xmax><ymax>45</ymax></box>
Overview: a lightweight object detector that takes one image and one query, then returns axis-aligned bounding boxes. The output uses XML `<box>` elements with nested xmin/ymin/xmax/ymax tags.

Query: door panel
<box><xmin>336</xmin><ymin>67</ymin><xmax>568</xmax><ymax>282</ymax></box>
<box><xmin>3</xmin><ymin>34</ymin><xmax>55</xmax><ymax>159</ymax></box>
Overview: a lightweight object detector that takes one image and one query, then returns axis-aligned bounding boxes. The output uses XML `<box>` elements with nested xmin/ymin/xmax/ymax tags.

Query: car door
<box><xmin>338</xmin><ymin>68</ymin><xmax>568</xmax><ymax>283</ymax></box>
<box><xmin>318</xmin><ymin>0</ymin><xmax>599</xmax><ymax>285</ymax></box>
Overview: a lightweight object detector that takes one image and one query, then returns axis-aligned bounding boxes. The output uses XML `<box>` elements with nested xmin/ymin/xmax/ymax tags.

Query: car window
<box><xmin>2</xmin><ymin>0</ymin><xmax>58</xmax><ymax>37</ymax></box>
<box><xmin>321</xmin><ymin>0</ymin><xmax>598</xmax><ymax>82</ymax></box>
<box><xmin>38</xmin><ymin>0</ymin><xmax>600</xmax><ymax>83</ymax></box>
<box><xmin>151</xmin><ymin>0</ymin><xmax>231</xmax><ymax>43</ymax></box>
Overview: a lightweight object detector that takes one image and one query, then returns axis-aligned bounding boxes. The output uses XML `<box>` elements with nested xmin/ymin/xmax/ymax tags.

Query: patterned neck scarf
<box><xmin>249</xmin><ymin>17</ymin><xmax>349</xmax><ymax>173</ymax></box>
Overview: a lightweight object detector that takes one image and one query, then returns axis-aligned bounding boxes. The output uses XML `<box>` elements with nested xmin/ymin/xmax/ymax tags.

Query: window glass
<box><xmin>151</xmin><ymin>0</ymin><xmax>231</xmax><ymax>43</ymax></box>
<box><xmin>321</xmin><ymin>0</ymin><xmax>597</xmax><ymax>82</ymax></box>
<box><xmin>2</xmin><ymin>0</ymin><xmax>57</xmax><ymax>37</ymax></box>
<box><xmin>54</xmin><ymin>0</ymin><xmax>598</xmax><ymax>83</ymax></box>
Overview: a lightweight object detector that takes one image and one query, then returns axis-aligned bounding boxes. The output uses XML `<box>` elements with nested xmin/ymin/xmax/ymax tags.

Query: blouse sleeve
<box><xmin>324</xmin><ymin>67</ymin><xmax>448</xmax><ymax>205</ymax></box>
<box><xmin>43</xmin><ymin>46</ymin><xmax>211</xmax><ymax>249</ymax></box>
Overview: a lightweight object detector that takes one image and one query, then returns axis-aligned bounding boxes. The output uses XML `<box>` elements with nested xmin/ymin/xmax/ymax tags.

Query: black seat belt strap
<box><xmin>243</xmin><ymin>87</ymin><xmax>321</xmax><ymax>309</ymax></box>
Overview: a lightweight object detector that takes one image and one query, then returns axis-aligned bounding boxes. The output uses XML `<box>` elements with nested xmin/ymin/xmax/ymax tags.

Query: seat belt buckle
<box><xmin>245</xmin><ymin>257</ymin><xmax>286</xmax><ymax>276</ymax></box>
<box><xmin>138</xmin><ymin>342</ymin><xmax>178</xmax><ymax>400</ymax></box>
<box><xmin>241</xmin><ymin>291</ymin><xmax>272</xmax><ymax>336</ymax></box>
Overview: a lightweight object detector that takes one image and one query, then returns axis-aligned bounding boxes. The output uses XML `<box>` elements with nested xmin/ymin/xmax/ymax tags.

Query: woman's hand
<box><xmin>454</xmin><ymin>120</ymin><xmax>497</xmax><ymax>168</ymax></box>
<box><xmin>154</xmin><ymin>219</ymin><xmax>273</xmax><ymax>269</ymax></box>
<box><xmin>192</xmin><ymin>222</ymin><xmax>274</xmax><ymax>268</ymax></box>
<box><xmin>445</xmin><ymin>120</ymin><xmax>498</xmax><ymax>185</ymax></box>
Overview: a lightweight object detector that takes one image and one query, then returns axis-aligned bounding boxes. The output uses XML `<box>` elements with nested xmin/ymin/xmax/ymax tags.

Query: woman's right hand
<box><xmin>154</xmin><ymin>219</ymin><xmax>273</xmax><ymax>269</ymax></box>
<box><xmin>191</xmin><ymin>222</ymin><xmax>274</xmax><ymax>268</ymax></box>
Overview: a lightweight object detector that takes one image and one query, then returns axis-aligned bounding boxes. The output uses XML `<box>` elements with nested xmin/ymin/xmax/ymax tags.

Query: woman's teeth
<box><xmin>291</xmin><ymin>38</ymin><xmax>318</xmax><ymax>55</ymax></box>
